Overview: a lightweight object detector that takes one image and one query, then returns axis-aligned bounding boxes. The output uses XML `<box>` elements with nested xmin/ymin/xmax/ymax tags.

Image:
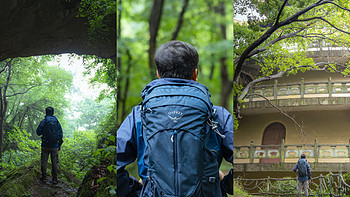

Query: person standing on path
<box><xmin>293</xmin><ymin>153</ymin><xmax>312</xmax><ymax>197</ymax></box>
<box><xmin>36</xmin><ymin>106</ymin><xmax>63</xmax><ymax>184</ymax></box>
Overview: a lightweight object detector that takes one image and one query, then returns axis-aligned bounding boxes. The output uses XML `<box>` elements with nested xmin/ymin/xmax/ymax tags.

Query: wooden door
<box><xmin>260</xmin><ymin>122</ymin><xmax>286</xmax><ymax>163</ymax></box>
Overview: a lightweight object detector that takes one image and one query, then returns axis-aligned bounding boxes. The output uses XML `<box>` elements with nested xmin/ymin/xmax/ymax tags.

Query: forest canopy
<box><xmin>117</xmin><ymin>0</ymin><xmax>233</xmax><ymax>126</ymax></box>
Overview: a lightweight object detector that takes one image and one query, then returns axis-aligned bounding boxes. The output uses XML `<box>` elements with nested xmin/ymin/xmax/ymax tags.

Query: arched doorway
<box><xmin>260</xmin><ymin>122</ymin><xmax>286</xmax><ymax>163</ymax></box>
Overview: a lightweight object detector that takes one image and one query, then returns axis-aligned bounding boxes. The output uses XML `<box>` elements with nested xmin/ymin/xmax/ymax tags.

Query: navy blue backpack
<box><xmin>297</xmin><ymin>159</ymin><xmax>308</xmax><ymax>177</ymax></box>
<box><xmin>42</xmin><ymin>116</ymin><xmax>60</xmax><ymax>142</ymax></box>
<box><xmin>139</xmin><ymin>81</ymin><xmax>223</xmax><ymax>197</ymax></box>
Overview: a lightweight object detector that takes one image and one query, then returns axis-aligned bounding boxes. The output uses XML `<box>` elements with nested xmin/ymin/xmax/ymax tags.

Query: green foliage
<box><xmin>82</xmin><ymin>55</ymin><xmax>117</xmax><ymax>100</ymax></box>
<box><xmin>1</xmin><ymin>128</ymin><xmax>41</xmax><ymax>182</ymax></box>
<box><xmin>342</xmin><ymin>172</ymin><xmax>350</xmax><ymax>184</ymax></box>
<box><xmin>234</xmin><ymin>0</ymin><xmax>350</xmax><ymax>79</ymax></box>
<box><xmin>263</xmin><ymin>177</ymin><xmax>297</xmax><ymax>195</ymax></box>
<box><xmin>59</xmin><ymin>130</ymin><xmax>97</xmax><ymax>180</ymax></box>
<box><xmin>78</xmin><ymin>0</ymin><xmax>116</xmax><ymax>43</ymax></box>
<box><xmin>76</xmin><ymin>131</ymin><xmax>117</xmax><ymax>196</ymax></box>
<box><xmin>2</xmin><ymin>56</ymin><xmax>73</xmax><ymax>138</ymax></box>
<box><xmin>94</xmin><ymin>132</ymin><xmax>116</xmax><ymax>165</ymax></box>
<box><xmin>233</xmin><ymin>180</ymin><xmax>251</xmax><ymax>197</ymax></box>
<box><xmin>1</xmin><ymin>127</ymin><xmax>100</xmax><ymax>184</ymax></box>
<box><xmin>234</xmin><ymin>0</ymin><xmax>350</xmax><ymax>129</ymax></box>
<box><xmin>0</xmin><ymin>161</ymin><xmax>41</xmax><ymax>197</ymax></box>
<box><xmin>118</xmin><ymin>0</ymin><xmax>233</xmax><ymax>121</ymax></box>
<box><xmin>64</xmin><ymin>97</ymin><xmax>113</xmax><ymax>135</ymax></box>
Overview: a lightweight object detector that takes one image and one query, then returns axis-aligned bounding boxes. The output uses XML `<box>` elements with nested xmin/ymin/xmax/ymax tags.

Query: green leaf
<box><xmin>97</xmin><ymin>177</ymin><xmax>107</xmax><ymax>183</ymax></box>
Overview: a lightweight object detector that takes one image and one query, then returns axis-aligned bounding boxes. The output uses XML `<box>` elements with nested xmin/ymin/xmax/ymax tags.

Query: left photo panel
<box><xmin>0</xmin><ymin>1</ymin><xmax>117</xmax><ymax>196</ymax></box>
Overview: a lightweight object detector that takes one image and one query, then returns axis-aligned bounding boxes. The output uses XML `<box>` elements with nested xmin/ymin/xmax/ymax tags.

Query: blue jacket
<box><xmin>293</xmin><ymin>158</ymin><xmax>311</xmax><ymax>181</ymax></box>
<box><xmin>117</xmin><ymin>78</ymin><xmax>233</xmax><ymax>195</ymax></box>
<box><xmin>36</xmin><ymin>115</ymin><xmax>63</xmax><ymax>148</ymax></box>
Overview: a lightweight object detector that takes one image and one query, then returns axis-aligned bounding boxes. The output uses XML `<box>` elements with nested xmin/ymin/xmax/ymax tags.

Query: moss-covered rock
<box><xmin>0</xmin><ymin>161</ymin><xmax>41</xmax><ymax>197</ymax></box>
<box><xmin>77</xmin><ymin>165</ymin><xmax>116</xmax><ymax>197</ymax></box>
<box><xmin>0</xmin><ymin>160</ymin><xmax>79</xmax><ymax>197</ymax></box>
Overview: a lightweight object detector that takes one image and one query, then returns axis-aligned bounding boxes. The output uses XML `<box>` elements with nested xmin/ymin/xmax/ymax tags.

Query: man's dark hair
<box><xmin>45</xmin><ymin>107</ymin><xmax>54</xmax><ymax>116</ymax></box>
<box><xmin>155</xmin><ymin>40</ymin><xmax>198</xmax><ymax>80</ymax></box>
<box><xmin>301</xmin><ymin>153</ymin><xmax>306</xmax><ymax>158</ymax></box>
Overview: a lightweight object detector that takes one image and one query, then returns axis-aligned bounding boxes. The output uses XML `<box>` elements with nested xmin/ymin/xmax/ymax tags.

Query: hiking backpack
<box><xmin>139</xmin><ymin>81</ymin><xmax>224</xmax><ymax>197</ymax></box>
<box><xmin>42</xmin><ymin>117</ymin><xmax>60</xmax><ymax>142</ymax></box>
<box><xmin>297</xmin><ymin>159</ymin><xmax>308</xmax><ymax>177</ymax></box>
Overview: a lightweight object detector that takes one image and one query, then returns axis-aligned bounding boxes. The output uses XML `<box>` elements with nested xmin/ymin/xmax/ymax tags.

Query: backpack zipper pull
<box><xmin>214</xmin><ymin>127</ymin><xmax>226</xmax><ymax>139</ymax></box>
<box><xmin>171</xmin><ymin>130</ymin><xmax>177</xmax><ymax>142</ymax></box>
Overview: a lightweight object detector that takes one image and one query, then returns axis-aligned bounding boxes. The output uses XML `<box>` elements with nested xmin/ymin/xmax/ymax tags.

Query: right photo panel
<box><xmin>234</xmin><ymin>0</ymin><xmax>350</xmax><ymax>196</ymax></box>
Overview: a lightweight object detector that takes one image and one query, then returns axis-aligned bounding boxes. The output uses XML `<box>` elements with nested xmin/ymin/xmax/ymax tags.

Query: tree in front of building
<box><xmin>234</xmin><ymin>0</ymin><xmax>350</xmax><ymax>128</ymax></box>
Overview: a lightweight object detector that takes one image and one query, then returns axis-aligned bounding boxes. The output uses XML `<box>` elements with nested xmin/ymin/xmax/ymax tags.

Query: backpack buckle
<box><xmin>207</xmin><ymin>119</ymin><xmax>226</xmax><ymax>139</ymax></box>
<box><xmin>209</xmin><ymin>177</ymin><xmax>216</xmax><ymax>183</ymax></box>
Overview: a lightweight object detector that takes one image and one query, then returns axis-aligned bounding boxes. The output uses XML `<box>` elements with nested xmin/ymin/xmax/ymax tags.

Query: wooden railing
<box><xmin>234</xmin><ymin>139</ymin><xmax>350</xmax><ymax>163</ymax></box>
<box><xmin>235</xmin><ymin>173</ymin><xmax>350</xmax><ymax>196</ymax></box>
<box><xmin>245</xmin><ymin>77</ymin><xmax>350</xmax><ymax>103</ymax></box>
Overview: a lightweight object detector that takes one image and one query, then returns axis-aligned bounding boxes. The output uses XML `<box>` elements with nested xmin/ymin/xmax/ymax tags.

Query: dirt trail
<box><xmin>28</xmin><ymin>176</ymin><xmax>78</xmax><ymax>197</ymax></box>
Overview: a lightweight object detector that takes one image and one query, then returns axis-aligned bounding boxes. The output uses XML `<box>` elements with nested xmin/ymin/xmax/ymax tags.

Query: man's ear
<box><xmin>192</xmin><ymin>69</ymin><xmax>198</xmax><ymax>81</ymax></box>
<box><xmin>156</xmin><ymin>70</ymin><xmax>161</xmax><ymax>79</ymax></box>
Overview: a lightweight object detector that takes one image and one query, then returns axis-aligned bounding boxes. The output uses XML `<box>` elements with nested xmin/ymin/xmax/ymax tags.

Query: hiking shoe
<box><xmin>52</xmin><ymin>179</ymin><xmax>58</xmax><ymax>184</ymax></box>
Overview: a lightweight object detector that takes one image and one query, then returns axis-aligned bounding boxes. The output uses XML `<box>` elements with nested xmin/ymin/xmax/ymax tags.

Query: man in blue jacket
<box><xmin>293</xmin><ymin>154</ymin><xmax>312</xmax><ymax>197</ymax></box>
<box><xmin>36</xmin><ymin>106</ymin><xmax>63</xmax><ymax>184</ymax></box>
<box><xmin>117</xmin><ymin>40</ymin><xmax>233</xmax><ymax>196</ymax></box>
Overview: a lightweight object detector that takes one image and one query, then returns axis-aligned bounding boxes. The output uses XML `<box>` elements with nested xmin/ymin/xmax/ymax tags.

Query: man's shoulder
<box><xmin>45</xmin><ymin>115</ymin><xmax>59</xmax><ymax>122</ymax></box>
<box><xmin>125</xmin><ymin>105</ymin><xmax>142</xmax><ymax>122</ymax></box>
<box><xmin>298</xmin><ymin>158</ymin><xmax>309</xmax><ymax>164</ymax></box>
<box><xmin>213</xmin><ymin>105</ymin><xmax>233</xmax><ymax>120</ymax></box>
<box><xmin>213</xmin><ymin>105</ymin><xmax>228</xmax><ymax>112</ymax></box>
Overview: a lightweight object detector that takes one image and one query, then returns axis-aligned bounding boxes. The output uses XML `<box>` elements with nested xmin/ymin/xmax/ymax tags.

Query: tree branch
<box><xmin>3</xmin><ymin>60</ymin><xmax>12</xmax><ymax>103</ymax></box>
<box><xmin>326</xmin><ymin>1</ymin><xmax>350</xmax><ymax>12</ymax></box>
<box><xmin>239</xmin><ymin>66</ymin><xmax>295</xmax><ymax>101</ymax></box>
<box><xmin>296</xmin><ymin>34</ymin><xmax>346</xmax><ymax>45</ymax></box>
<box><xmin>171</xmin><ymin>0</ymin><xmax>189</xmax><ymax>40</ymax></box>
<box><xmin>274</xmin><ymin>0</ymin><xmax>289</xmax><ymax>26</ymax></box>
<box><xmin>0</xmin><ymin>59</ymin><xmax>13</xmax><ymax>75</ymax></box>
<box><xmin>234</xmin><ymin>0</ymin><xmax>336</xmax><ymax>83</ymax></box>
<box><xmin>241</xmin><ymin>28</ymin><xmax>306</xmax><ymax>61</ymax></box>
<box><xmin>6</xmin><ymin>84</ymin><xmax>40</xmax><ymax>97</ymax></box>
<box><xmin>296</xmin><ymin>17</ymin><xmax>350</xmax><ymax>35</ymax></box>
<box><xmin>247</xmin><ymin>93</ymin><xmax>312</xmax><ymax>144</ymax></box>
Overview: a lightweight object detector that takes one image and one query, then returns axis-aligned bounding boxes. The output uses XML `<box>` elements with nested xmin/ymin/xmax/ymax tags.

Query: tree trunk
<box><xmin>121</xmin><ymin>49</ymin><xmax>133</xmax><ymax>120</ymax></box>
<box><xmin>148</xmin><ymin>0</ymin><xmax>164</xmax><ymax>79</ymax></box>
<box><xmin>216</xmin><ymin>1</ymin><xmax>232</xmax><ymax>111</ymax></box>
<box><xmin>117</xmin><ymin>0</ymin><xmax>122</xmax><ymax>127</ymax></box>
<box><xmin>171</xmin><ymin>0</ymin><xmax>190</xmax><ymax>40</ymax></box>
<box><xmin>0</xmin><ymin>60</ymin><xmax>12</xmax><ymax>160</ymax></box>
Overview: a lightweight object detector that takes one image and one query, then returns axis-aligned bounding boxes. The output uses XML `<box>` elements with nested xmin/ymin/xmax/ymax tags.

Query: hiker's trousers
<box><xmin>41</xmin><ymin>147</ymin><xmax>59</xmax><ymax>180</ymax></box>
<box><xmin>297</xmin><ymin>180</ymin><xmax>309</xmax><ymax>197</ymax></box>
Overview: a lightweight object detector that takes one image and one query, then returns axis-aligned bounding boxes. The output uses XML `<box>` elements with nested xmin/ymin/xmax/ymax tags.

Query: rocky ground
<box><xmin>28</xmin><ymin>176</ymin><xmax>78</xmax><ymax>197</ymax></box>
<box><xmin>0</xmin><ymin>161</ymin><xmax>79</xmax><ymax>197</ymax></box>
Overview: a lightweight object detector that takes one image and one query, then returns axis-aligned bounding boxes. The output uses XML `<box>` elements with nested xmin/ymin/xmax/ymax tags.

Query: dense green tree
<box><xmin>64</xmin><ymin>98</ymin><xmax>113</xmax><ymax>134</ymax></box>
<box><xmin>234</xmin><ymin>0</ymin><xmax>350</xmax><ymax>125</ymax></box>
<box><xmin>117</xmin><ymin>0</ymin><xmax>233</xmax><ymax>125</ymax></box>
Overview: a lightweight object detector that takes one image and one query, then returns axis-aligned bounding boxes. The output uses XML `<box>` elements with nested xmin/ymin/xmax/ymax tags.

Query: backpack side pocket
<box><xmin>200</xmin><ymin>147</ymin><xmax>222</xmax><ymax>197</ymax></box>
